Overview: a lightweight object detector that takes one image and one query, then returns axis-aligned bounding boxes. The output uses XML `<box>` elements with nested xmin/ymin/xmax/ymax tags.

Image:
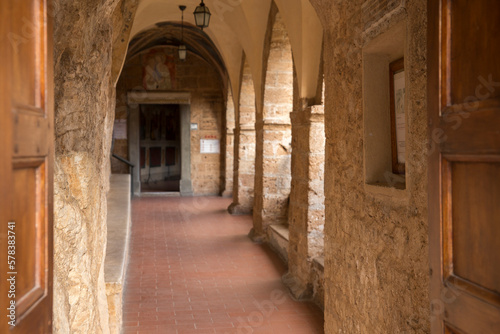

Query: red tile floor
<box><xmin>123</xmin><ymin>196</ymin><xmax>324</xmax><ymax>334</ymax></box>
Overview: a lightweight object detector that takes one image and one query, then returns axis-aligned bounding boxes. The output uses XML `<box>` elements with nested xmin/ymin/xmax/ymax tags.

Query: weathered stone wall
<box><xmin>113</xmin><ymin>46</ymin><xmax>224</xmax><ymax>195</ymax></box>
<box><xmin>229</xmin><ymin>58</ymin><xmax>256</xmax><ymax>214</ymax></box>
<box><xmin>308</xmin><ymin>0</ymin><xmax>429</xmax><ymax>332</ymax></box>
<box><xmin>253</xmin><ymin>11</ymin><xmax>293</xmax><ymax>235</ymax></box>
<box><xmin>53</xmin><ymin>0</ymin><xmax>120</xmax><ymax>332</ymax></box>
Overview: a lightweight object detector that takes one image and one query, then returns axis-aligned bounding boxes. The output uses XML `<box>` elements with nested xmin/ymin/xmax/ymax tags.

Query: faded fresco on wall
<box><xmin>142</xmin><ymin>49</ymin><xmax>177</xmax><ymax>90</ymax></box>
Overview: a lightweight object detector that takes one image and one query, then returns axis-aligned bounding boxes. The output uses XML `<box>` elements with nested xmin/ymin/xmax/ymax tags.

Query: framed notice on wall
<box><xmin>113</xmin><ymin>119</ymin><xmax>127</xmax><ymax>139</ymax></box>
<box><xmin>200</xmin><ymin>139</ymin><xmax>220</xmax><ymax>154</ymax></box>
<box><xmin>390</xmin><ymin>58</ymin><xmax>406</xmax><ymax>174</ymax></box>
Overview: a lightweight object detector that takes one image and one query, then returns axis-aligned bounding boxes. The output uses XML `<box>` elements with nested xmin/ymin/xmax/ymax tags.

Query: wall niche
<box><xmin>362</xmin><ymin>20</ymin><xmax>407</xmax><ymax>193</ymax></box>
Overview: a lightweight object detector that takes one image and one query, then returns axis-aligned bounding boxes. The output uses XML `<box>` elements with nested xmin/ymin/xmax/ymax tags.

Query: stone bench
<box><xmin>268</xmin><ymin>224</ymin><xmax>290</xmax><ymax>262</ymax></box>
<box><xmin>268</xmin><ymin>223</ymin><xmax>324</xmax><ymax>308</ymax></box>
<box><xmin>104</xmin><ymin>174</ymin><xmax>132</xmax><ymax>334</ymax></box>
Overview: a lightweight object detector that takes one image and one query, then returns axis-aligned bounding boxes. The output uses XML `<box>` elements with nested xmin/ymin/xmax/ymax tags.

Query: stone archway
<box><xmin>127</xmin><ymin>91</ymin><xmax>193</xmax><ymax>196</ymax></box>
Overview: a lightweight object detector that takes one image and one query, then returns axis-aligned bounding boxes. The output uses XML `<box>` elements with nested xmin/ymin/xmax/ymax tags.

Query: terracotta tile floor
<box><xmin>123</xmin><ymin>196</ymin><xmax>324</xmax><ymax>334</ymax></box>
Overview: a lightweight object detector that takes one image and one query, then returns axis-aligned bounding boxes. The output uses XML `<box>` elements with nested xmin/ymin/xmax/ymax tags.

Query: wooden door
<box><xmin>428</xmin><ymin>0</ymin><xmax>500</xmax><ymax>333</ymax></box>
<box><xmin>0</xmin><ymin>0</ymin><xmax>54</xmax><ymax>333</ymax></box>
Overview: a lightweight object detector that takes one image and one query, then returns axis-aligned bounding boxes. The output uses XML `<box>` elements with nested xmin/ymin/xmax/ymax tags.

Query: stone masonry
<box><xmin>113</xmin><ymin>46</ymin><xmax>224</xmax><ymax>195</ymax></box>
<box><xmin>253</xmin><ymin>12</ymin><xmax>293</xmax><ymax>236</ymax></box>
<box><xmin>285</xmin><ymin>104</ymin><xmax>325</xmax><ymax>301</ymax></box>
<box><xmin>308</xmin><ymin>0</ymin><xmax>430</xmax><ymax>332</ymax></box>
<box><xmin>221</xmin><ymin>88</ymin><xmax>235</xmax><ymax>197</ymax></box>
<box><xmin>228</xmin><ymin>58</ymin><xmax>256</xmax><ymax>215</ymax></box>
<box><xmin>53</xmin><ymin>0</ymin><xmax>118</xmax><ymax>332</ymax></box>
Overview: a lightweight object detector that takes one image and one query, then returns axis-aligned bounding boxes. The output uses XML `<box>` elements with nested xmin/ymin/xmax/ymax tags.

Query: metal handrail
<box><xmin>112</xmin><ymin>154</ymin><xmax>134</xmax><ymax>168</ymax></box>
<box><xmin>112</xmin><ymin>154</ymin><xmax>135</xmax><ymax>198</ymax></box>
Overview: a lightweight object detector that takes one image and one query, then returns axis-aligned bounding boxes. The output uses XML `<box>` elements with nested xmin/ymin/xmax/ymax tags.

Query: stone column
<box><xmin>228</xmin><ymin>61</ymin><xmax>256</xmax><ymax>215</ymax></box>
<box><xmin>252</xmin><ymin>11</ymin><xmax>294</xmax><ymax>237</ymax></box>
<box><xmin>283</xmin><ymin>105</ymin><xmax>325</xmax><ymax>299</ymax></box>
<box><xmin>221</xmin><ymin>90</ymin><xmax>235</xmax><ymax>197</ymax></box>
<box><xmin>228</xmin><ymin>126</ymin><xmax>255</xmax><ymax>214</ymax></box>
<box><xmin>221</xmin><ymin>131</ymin><xmax>235</xmax><ymax>197</ymax></box>
<box><xmin>253</xmin><ymin>119</ymin><xmax>292</xmax><ymax>236</ymax></box>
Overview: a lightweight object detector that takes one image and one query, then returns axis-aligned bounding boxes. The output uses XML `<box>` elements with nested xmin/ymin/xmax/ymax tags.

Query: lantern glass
<box><xmin>178</xmin><ymin>45</ymin><xmax>187</xmax><ymax>61</ymax></box>
<box><xmin>194</xmin><ymin>2</ymin><xmax>211</xmax><ymax>29</ymax></box>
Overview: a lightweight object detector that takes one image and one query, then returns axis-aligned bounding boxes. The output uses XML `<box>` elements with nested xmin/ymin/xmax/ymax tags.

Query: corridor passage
<box><xmin>123</xmin><ymin>197</ymin><xmax>324</xmax><ymax>334</ymax></box>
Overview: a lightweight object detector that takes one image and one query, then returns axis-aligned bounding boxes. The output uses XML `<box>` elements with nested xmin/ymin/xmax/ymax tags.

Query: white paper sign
<box><xmin>113</xmin><ymin>119</ymin><xmax>127</xmax><ymax>139</ymax></box>
<box><xmin>200</xmin><ymin>139</ymin><xmax>220</xmax><ymax>154</ymax></box>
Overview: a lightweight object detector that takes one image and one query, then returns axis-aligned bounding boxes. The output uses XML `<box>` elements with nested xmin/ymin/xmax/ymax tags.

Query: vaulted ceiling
<box><xmin>115</xmin><ymin>0</ymin><xmax>323</xmax><ymax>107</ymax></box>
<box><xmin>127</xmin><ymin>22</ymin><xmax>228</xmax><ymax>90</ymax></box>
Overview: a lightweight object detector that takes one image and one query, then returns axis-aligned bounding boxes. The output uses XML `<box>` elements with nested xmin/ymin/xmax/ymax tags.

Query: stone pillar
<box><xmin>221</xmin><ymin>131</ymin><xmax>234</xmax><ymax>197</ymax></box>
<box><xmin>252</xmin><ymin>11</ymin><xmax>294</xmax><ymax>237</ymax></box>
<box><xmin>228</xmin><ymin>60</ymin><xmax>256</xmax><ymax>215</ymax></box>
<box><xmin>221</xmin><ymin>90</ymin><xmax>235</xmax><ymax>197</ymax></box>
<box><xmin>253</xmin><ymin>119</ymin><xmax>292</xmax><ymax>236</ymax></box>
<box><xmin>284</xmin><ymin>105</ymin><xmax>325</xmax><ymax>299</ymax></box>
<box><xmin>229</xmin><ymin>126</ymin><xmax>255</xmax><ymax>214</ymax></box>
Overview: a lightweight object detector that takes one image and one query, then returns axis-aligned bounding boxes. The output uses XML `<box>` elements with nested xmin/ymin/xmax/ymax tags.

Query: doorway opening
<box><xmin>139</xmin><ymin>104</ymin><xmax>181</xmax><ymax>193</ymax></box>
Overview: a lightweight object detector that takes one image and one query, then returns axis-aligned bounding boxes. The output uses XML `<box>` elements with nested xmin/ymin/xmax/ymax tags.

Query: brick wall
<box><xmin>113</xmin><ymin>46</ymin><xmax>224</xmax><ymax>195</ymax></box>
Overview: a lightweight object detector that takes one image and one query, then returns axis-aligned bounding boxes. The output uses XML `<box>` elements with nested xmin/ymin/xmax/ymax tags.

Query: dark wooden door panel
<box><xmin>429</xmin><ymin>0</ymin><xmax>500</xmax><ymax>333</ymax></box>
<box><xmin>439</xmin><ymin>110</ymin><xmax>500</xmax><ymax>154</ymax></box>
<box><xmin>13</xmin><ymin>162</ymin><xmax>48</xmax><ymax>317</ymax></box>
<box><xmin>450</xmin><ymin>161</ymin><xmax>500</xmax><ymax>295</ymax></box>
<box><xmin>445</xmin><ymin>0</ymin><xmax>500</xmax><ymax>105</ymax></box>
<box><xmin>10</xmin><ymin>1</ymin><xmax>45</xmax><ymax>109</ymax></box>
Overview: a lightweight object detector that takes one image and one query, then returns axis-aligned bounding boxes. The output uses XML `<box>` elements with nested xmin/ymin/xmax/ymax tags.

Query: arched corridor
<box><xmin>1</xmin><ymin>0</ymin><xmax>499</xmax><ymax>333</ymax></box>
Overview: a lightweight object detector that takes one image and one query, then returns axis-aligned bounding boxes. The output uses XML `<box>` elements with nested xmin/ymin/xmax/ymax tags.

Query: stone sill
<box><xmin>270</xmin><ymin>224</ymin><xmax>290</xmax><ymax>241</ymax></box>
<box><xmin>364</xmin><ymin>182</ymin><xmax>409</xmax><ymax>202</ymax></box>
<box><xmin>104</xmin><ymin>174</ymin><xmax>132</xmax><ymax>334</ymax></box>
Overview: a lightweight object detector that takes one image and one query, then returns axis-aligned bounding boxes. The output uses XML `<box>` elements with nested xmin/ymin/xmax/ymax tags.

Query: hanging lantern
<box><xmin>178</xmin><ymin>44</ymin><xmax>187</xmax><ymax>61</ymax></box>
<box><xmin>193</xmin><ymin>0</ymin><xmax>211</xmax><ymax>30</ymax></box>
<box><xmin>178</xmin><ymin>5</ymin><xmax>187</xmax><ymax>61</ymax></box>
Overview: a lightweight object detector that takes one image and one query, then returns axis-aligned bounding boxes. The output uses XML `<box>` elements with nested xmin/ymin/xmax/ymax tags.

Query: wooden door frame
<box><xmin>1</xmin><ymin>0</ymin><xmax>54</xmax><ymax>332</ymax></box>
